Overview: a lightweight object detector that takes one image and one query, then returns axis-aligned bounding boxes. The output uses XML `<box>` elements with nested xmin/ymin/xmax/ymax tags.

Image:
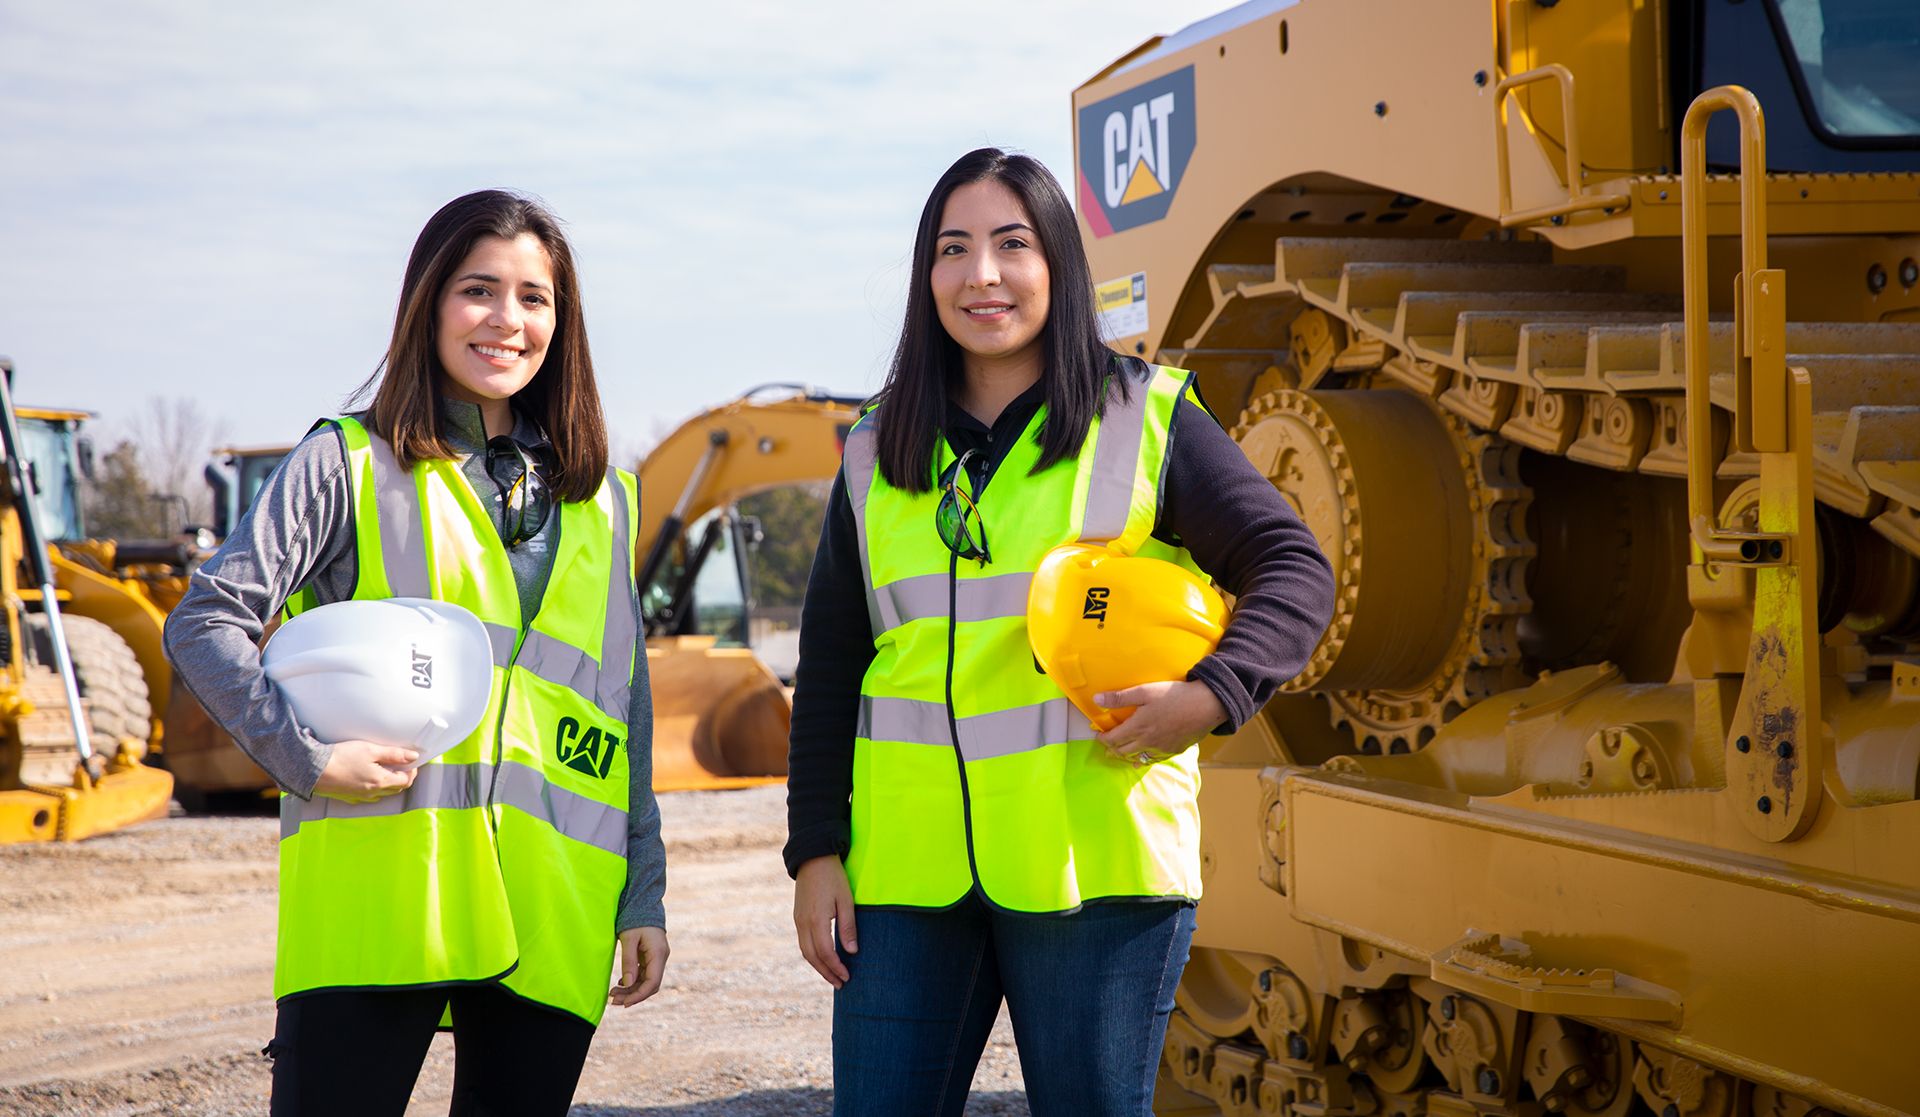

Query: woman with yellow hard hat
<box><xmin>785</xmin><ymin>148</ymin><xmax>1336</xmax><ymax>1115</ymax></box>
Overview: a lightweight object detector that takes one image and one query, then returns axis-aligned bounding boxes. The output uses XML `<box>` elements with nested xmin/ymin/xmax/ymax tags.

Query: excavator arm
<box><xmin>636</xmin><ymin>383</ymin><xmax>860</xmax><ymax>595</ymax></box>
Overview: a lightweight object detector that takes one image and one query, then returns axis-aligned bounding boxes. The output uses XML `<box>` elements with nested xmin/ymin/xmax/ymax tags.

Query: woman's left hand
<box><xmin>610</xmin><ymin>926</ymin><xmax>669</xmax><ymax>1007</ymax></box>
<box><xmin>1093</xmin><ymin>680</ymin><xmax>1228</xmax><ymax>766</ymax></box>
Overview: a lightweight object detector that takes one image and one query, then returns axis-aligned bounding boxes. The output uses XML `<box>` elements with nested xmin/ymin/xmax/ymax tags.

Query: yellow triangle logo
<box><xmin>1119</xmin><ymin>157</ymin><xmax>1165</xmax><ymax>205</ymax></box>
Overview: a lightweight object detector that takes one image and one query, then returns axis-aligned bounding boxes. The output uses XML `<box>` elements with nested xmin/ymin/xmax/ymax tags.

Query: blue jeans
<box><xmin>831</xmin><ymin>894</ymin><xmax>1196</xmax><ymax>1116</ymax></box>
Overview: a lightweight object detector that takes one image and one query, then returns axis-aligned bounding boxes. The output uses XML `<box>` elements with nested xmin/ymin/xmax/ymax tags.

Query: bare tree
<box><xmin>84</xmin><ymin>439</ymin><xmax>172</xmax><ymax>539</ymax></box>
<box><xmin>125</xmin><ymin>396</ymin><xmax>231</xmax><ymax>530</ymax></box>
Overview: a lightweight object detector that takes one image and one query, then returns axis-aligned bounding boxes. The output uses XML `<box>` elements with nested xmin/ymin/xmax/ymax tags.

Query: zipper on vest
<box><xmin>483</xmin><ymin>625</ymin><xmax>529</xmax><ymax>837</ymax></box>
<box><xmin>942</xmin><ymin>548</ymin><xmax>987</xmax><ymax>896</ymax></box>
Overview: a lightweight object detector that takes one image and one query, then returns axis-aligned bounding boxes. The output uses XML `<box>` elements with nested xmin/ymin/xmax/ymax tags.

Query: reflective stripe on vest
<box><xmin>841</xmin><ymin>365</ymin><xmax>1207</xmax><ymax>913</ymax></box>
<box><xmin>278</xmin><ymin>759</ymin><xmax>628</xmax><ymax>857</ymax></box>
<box><xmin>276</xmin><ymin>417</ymin><xmax>638</xmax><ymax>1025</ymax></box>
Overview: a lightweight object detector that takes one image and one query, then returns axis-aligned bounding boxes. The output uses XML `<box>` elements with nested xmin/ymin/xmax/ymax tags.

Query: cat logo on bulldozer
<box><xmin>1076</xmin><ymin>65</ymin><xmax>1197</xmax><ymax>238</ymax></box>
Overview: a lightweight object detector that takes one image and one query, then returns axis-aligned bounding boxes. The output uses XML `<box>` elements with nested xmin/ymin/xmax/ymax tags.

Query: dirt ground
<box><xmin>0</xmin><ymin>787</ymin><xmax>1033</xmax><ymax>1115</ymax></box>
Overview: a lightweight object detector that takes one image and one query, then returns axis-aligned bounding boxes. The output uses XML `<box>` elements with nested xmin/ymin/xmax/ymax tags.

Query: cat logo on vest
<box><xmin>555</xmin><ymin>716</ymin><xmax>621</xmax><ymax>779</ymax></box>
<box><xmin>410</xmin><ymin>646</ymin><xmax>433</xmax><ymax>690</ymax></box>
<box><xmin>1082</xmin><ymin>587</ymin><xmax>1111</xmax><ymax>627</ymax></box>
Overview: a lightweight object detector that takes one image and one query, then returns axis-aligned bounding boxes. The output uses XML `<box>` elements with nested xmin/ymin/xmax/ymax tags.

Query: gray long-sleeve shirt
<box><xmin>162</xmin><ymin>398</ymin><xmax>665</xmax><ymax>932</ymax></box>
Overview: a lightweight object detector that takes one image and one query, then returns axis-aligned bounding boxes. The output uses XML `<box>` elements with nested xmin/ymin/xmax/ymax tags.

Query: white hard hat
<box><xmin>262</xmin><ymin>597</ymin><xmax>494</xmax><ymax>769</ymax></box>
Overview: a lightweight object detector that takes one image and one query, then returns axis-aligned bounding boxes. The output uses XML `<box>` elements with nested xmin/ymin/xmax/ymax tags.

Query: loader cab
<box><xmin>1681</xmin><ymin>0</ymin><xmax>1920</xmax><ymax>171</ymax></box>
<box><xmin>641</xmin><ymin>505</ymin><xmax>762</xmax><ymax>647</ymax></box>
<box><xmin>14</xmin><ymin>409</ymin><xmax>93</xmax><ymax>543</ymax></box>
<box><xmin>205</xmin><ymin>446</ymin><xmax>291</xmax><ymax>540</ymax></box>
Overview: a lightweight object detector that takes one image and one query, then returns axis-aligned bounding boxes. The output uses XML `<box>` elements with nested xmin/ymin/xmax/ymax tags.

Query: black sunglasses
<box><xmin>935</xmin><ymin>449</ymin><xmax>990</xmax><ymax>565</ymax></box>
<box><xmin>486</xmin><ymin>438</ymin><xmax>547</xmax><ymax>548</ymax></box>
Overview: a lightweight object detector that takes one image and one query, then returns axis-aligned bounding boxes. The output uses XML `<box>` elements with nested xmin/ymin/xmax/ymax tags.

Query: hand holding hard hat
<box><xmin>262</xmin><ymin>598</ymin><xmax>495</xmax><ymax>772</ymax></box>
<box><xmin>1026</xmin><ymin>543</ymin><xmax>1229</xmax><ymax>761</ymax></box>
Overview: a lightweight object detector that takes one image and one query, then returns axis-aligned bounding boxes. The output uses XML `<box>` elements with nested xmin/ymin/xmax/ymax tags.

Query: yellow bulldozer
<box><xmin>1071</xmin><ymin>3</ymin><xmax>1920</xmax><ymax>1114</ymax></box>
<box><xmin>158</xmin><ymin>384</ymin><xmax>859</xmax><ymax>799</ymax></box>
<box><xmin>0</xmin><ymin>362</ymin><xmax>174</xmax><ymax>841</ymax></box>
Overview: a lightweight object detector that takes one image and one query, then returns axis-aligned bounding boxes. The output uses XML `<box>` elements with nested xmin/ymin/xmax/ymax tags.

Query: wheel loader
<box><xmin>158</xmin><ymin>384</ymin><xmax>859</xmax><ymax>798</ymax></box>
<box><xmin>1070</xmin><ymin>3</ymin><xmax>1920</xmax><ymax>1114</ymax></box>
<box><xmin>0</xmin><ymin>362</ymin><xmax>173</xmax><ymax>842</ymax></box>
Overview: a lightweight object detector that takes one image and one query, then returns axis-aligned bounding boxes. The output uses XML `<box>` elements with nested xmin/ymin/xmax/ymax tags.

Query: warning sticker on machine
<box><xmin>1096</xmin><ymin>272</ymin><xmax>1149</xmax><ymax>340</ymax></box>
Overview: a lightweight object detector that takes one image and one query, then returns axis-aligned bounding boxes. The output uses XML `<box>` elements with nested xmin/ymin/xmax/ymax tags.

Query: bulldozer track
<box><xmin>1182</xmin><ymin>235</ymin><xmax>1920</xmax><ymax>753</ymax></box>
<box><xmin>1182</xmin><ymin>235</ymin><xmax>1920</xmax><ymax>555</ymax></box>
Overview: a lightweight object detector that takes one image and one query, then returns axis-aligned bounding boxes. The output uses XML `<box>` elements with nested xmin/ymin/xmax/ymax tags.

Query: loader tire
<box><xmin>26</xmin><ymin>614</ymin><xmax>154</xmax><ymax>759</ymax></box>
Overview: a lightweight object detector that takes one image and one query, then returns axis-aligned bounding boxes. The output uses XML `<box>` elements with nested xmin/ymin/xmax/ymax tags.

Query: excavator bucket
<box><xmin>646</xmin><ymin>636</ymin><xmax>790</xmax><ymax>791</ymax></box>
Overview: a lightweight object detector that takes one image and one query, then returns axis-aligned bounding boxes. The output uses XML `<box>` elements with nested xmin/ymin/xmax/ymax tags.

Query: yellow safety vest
<box><xmin>842</xmin><ymin>365</ymin><xmax>1206</xmax><ymax>912</ymax></box>
<box><xmin>276</xmin><ymin>416</ymin><xmax>639</xmax><ymax>1025</ymax></box>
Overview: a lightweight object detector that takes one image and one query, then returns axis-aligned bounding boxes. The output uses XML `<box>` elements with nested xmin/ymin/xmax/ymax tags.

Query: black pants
<box><xmin>267</xmin><ymin>983</ymin><xmax>595</xmax><ymax>1116</ymax></box>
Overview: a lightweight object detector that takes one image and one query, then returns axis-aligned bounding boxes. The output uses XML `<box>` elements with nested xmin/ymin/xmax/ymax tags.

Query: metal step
<box><xmin>1381</xmin><ymin>292</ymin><xmax>1679</xmax><ymax>364</ymax></box>
<box><xmin>1207</xmin><ymin>234</ymin><xmax>1920</xmax><ymax>557</ymax></box>
<box><xmin>1272</xmin><ymin>236</ymin><xmax>1552</xmax><ymax>303</ymax></box>
<box><xmin>1466</xmin><ymin>311</ymin><xmax>1680</xmax><ymax>384</ymax></box>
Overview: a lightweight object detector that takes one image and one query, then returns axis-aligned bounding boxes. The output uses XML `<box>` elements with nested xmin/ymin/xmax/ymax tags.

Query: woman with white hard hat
<box><xmin>784</xmin><ymin>149</ymin><xmax>1337</xmax><ymax>1115</ymax></box>
<box><xmin>164</xmin><ymin>189</ymin><xmax>665</xmax><ymax>1116</ymax></box>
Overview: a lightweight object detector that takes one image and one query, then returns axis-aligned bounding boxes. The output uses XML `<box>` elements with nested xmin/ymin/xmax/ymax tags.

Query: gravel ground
<box><xmin>0</xmin><ymin>787</ymin><xmax>1033</xmax><ymax>1115</ymax></box>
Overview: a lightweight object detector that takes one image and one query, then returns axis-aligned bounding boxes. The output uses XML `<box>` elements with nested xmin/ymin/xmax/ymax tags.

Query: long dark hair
<box><xmin>874</xmin><ymin>148</ymin><xmax>1132</xmax><ymax>493</ymax></box>
<box><xmin>351</xmin><ymin>189</ymin><xmax>609</xmax><ymax>503</ymax></box>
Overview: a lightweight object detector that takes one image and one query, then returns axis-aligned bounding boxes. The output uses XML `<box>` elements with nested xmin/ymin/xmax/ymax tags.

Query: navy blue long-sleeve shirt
<box><xmin>783</xmin><ymin>369</ymin><xmax>1336</xmax><ymax>877</ymax></box>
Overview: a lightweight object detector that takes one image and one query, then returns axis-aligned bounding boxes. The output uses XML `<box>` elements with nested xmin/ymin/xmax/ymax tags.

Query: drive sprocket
<box><xmin>1231</xmin><ymin>383</ymin><xmax>1533</xmax><ymax>753</ymax></box>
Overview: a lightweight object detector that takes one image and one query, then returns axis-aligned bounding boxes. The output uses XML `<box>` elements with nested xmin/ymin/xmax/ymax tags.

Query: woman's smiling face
<box><xmin>436</xmin><ymin>232</ymin><xmax>557</xmax><ymax>408</ymax></box>
<box><xmin>930</xmin><ymin>179</ymin><xmax>1051</xmax><ymax>368</ymax></box>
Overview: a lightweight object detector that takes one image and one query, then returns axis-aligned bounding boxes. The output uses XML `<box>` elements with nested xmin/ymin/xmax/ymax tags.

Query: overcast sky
<box><xmin>1</xmin><ymin>1</ymin><xmax>1226</xmax><ymax>463</ymax></box>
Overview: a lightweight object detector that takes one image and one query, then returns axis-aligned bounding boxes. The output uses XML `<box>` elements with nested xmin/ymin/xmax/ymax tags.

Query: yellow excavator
<box><xmin>1071</xmin><ymin>3</ymin><xmax>1920</xmax><ymax>1114</ymax></box>
<box><xmin>0</xmin><ymin>361</ymin><xmax>174</xmax><ymax>841</ymax></box>
<box><xmin>159</xmin><ymin>384</ymin><xmax>860</xmax><ymax>798</ymax></box>
<box><xmin>636</xmin><ymin>383</ymin><xmax>861</xmax><ymax>789</ymax></box>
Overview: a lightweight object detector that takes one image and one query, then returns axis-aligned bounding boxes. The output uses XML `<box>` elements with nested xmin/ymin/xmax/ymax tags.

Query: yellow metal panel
<box><xmin>1284</xmin><ymin>772</ymin><xmax>1920</xmax><ymax>1115</ymax></box>
<box><xmin>1077</xmin><ymin>1</ymin><xmax>1504</xmax><ymax>357</ymax></box>
<box><xmin>1506</xmin><ymin>0</ymin><xmax>1667</xmax><ymax>181</ymax></box>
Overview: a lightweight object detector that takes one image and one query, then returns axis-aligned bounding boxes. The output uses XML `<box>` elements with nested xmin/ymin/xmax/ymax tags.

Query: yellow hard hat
<box><xmin>1027</xmin><ymin>543</ymin><xmax>1229</xmax><ymax>733</ymax></box>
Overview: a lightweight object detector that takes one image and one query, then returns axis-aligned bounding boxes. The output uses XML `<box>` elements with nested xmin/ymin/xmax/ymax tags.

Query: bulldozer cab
<box><xmin>1685</xmin><ymin>0</ymin><xmax>1920</xmax><ymax>172</ymax></box>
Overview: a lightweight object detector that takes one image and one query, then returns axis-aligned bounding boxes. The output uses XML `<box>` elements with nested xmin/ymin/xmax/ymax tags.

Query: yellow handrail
<box><xmin>1677</xmin><ymin>85</ymin><xmax>1823</xmax><ymax>844</ymax></box>
<box><xmin>1679</xmin><ymin>86</ymin><xmax>1778</xmax><ymax>564</ymax></box>
<box><xmin>1494</xmin><ymin>64</ymin><xmax>1631</xmax><ymax>228</ymax></box>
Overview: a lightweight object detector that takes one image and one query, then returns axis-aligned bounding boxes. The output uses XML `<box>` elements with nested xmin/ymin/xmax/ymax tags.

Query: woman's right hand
<box><xmin>793</xmin><ymin>855</ymin><xmax>857</xmax><ymax>989</ymax></box>
<box><xmin>312</xmin><ymin>740</ymin><xmax>419</xmax><ymax>803</ymax></box>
